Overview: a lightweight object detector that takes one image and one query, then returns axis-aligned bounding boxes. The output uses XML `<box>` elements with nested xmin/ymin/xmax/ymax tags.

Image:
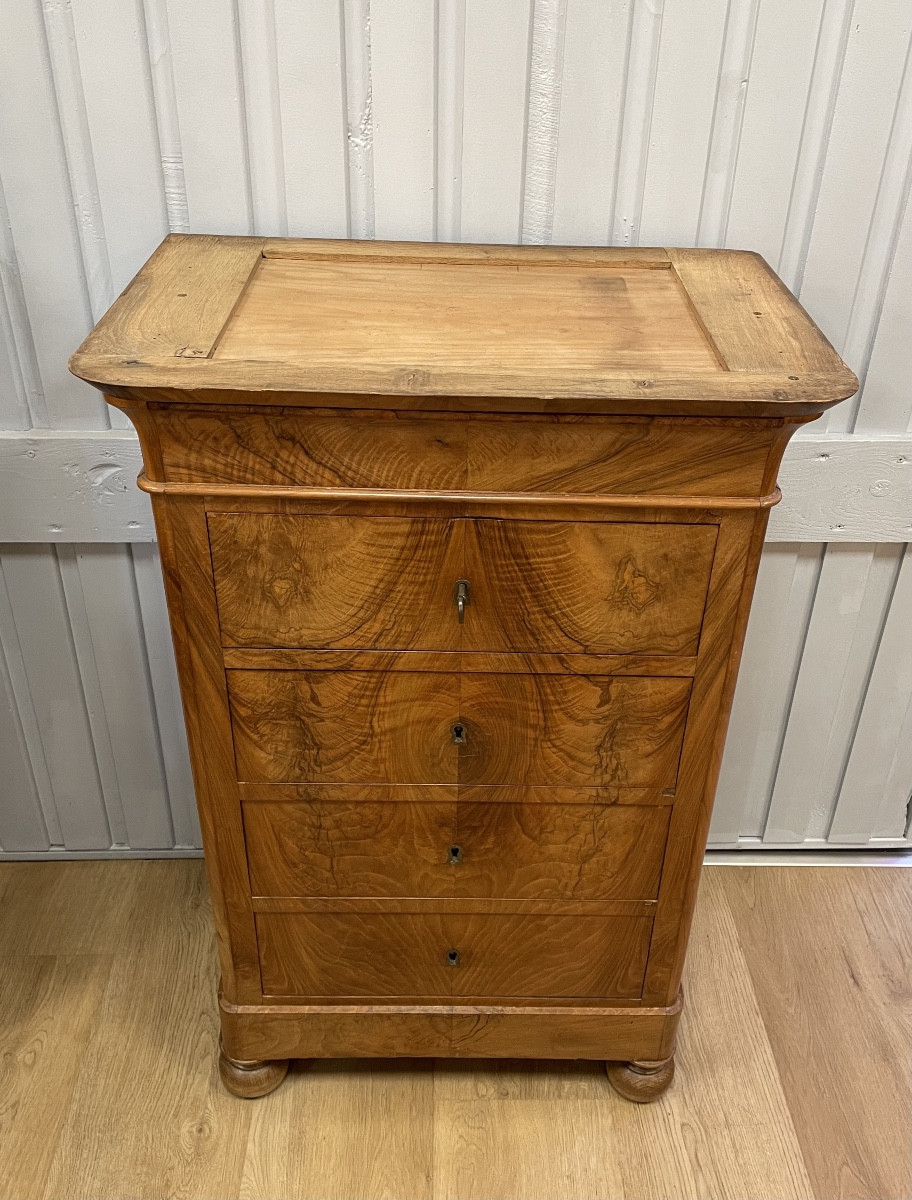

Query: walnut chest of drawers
<box><xmin>71</xmin><ymin>236</ymin><xmax>855</xmax><ymax>1100</ymax></box>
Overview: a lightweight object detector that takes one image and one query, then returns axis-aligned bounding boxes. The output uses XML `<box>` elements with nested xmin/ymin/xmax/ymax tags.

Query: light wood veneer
<box><xmin>70</xmin><ymin>235</ymin><xmax>855</xmax><ymax>1101</ymax></box>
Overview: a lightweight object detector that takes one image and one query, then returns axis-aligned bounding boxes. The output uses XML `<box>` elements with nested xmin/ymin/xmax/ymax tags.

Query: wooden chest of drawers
<box><xmin>71</xmin><ymin>237</ymin><xmax>855</xmax><ymax>1101</ymax></box>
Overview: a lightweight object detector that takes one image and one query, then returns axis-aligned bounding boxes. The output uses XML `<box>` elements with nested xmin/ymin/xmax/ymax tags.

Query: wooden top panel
<box><xmin>212</xmin><ymin>257</ymin><xmax>722</xmax><ymax>374</ymax></box>
<box><xmin>70</xmin><ymin>235</ymin><xmax>858</xmax><ymax>413</ymax></box>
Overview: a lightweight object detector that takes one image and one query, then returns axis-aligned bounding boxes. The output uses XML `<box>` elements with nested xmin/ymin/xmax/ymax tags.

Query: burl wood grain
<box><xmin>211</xmin><ymin>514</ymin><xmax>716</xmax><ymax>655</ymax></box>
<box><xmin>244</xmin><ymin>801</ymin><xmax>457</xmax><ymax>897</ymax></box>
<box><xmin>209</xmin><ymin>514</ymin><xmax>463</xmax><ymax>650</ymax></box>
<box><xmin>158</xmin><ymin>408</ymin><xmax>778</xmax><ymax>497</ymax></box>
<box><xmin>227</xmin><ymin>669</ymin><xmax>691</xmax><ymax>787</ymax></box>
<box><xmin>453</xmin><ymin>803</ymin><xmax>670</xmax><ymax>900</ymax></box>
<box><xmin>256</xmin><ymin>911</ymin><xmax>654</xmax><ymax>1000</ymax></box>
<box><xmin>465</xmin><ymin>519</ymin><xmax>716</xmax><ymax>655</ymax></box>
<box><xmin>228</xmin><ymin>669</ymin><xmax>459</xmax><ymax>784</ymax></box>
<box><xmin>243</xmin><ymin>801</ymin><xmax>670</xmax><ymax>901</ymax></box>
<box><xmin>456</xmin><ymin>674</ymin><xmax>691</xmax><ymax>787</ymax></box>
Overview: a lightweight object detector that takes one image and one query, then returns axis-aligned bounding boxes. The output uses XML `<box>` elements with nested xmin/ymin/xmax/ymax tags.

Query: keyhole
<box><xmin>451</xmin><ymin>723</ymin><xmax>466</xmax><ymax>745</ymax></box>
<box><xmin>447</xmin><ymin>844</ymin><xmax>462</xmax><ymax>865</ymax></box>
<box><xmin>446</xmin><ymin>949</ymin><xmax>461</xmax><ymax>967</ymax></box>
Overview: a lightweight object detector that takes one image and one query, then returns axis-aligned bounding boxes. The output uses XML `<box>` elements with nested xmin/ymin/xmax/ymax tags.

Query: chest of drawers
<box><xmin>71</xmin><ymin>237</ymin><xmax>854</xmax><ymax>1101</ymax></box>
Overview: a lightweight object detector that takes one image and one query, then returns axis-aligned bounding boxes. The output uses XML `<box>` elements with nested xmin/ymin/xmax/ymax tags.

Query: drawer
<box><xmin>210</xmin><ymin>514</ymin><xmax>717</xmax><ymax>655</ymax></box>
<box><xmin>466</xmin><ymin>519</ymin><xmax>716</xmax><ymax>656</ymax></box>
<box><xmin>243</xmin><ymin>800</ymin><xmax>670</xmax><ymax>900</ymax></box>
<box><xmin>244</xmin><ymin>801</ymin><xmax>457</xmax><ymax>897</ymax></box>
<box><xmin>160</xmin><ymin>408</ymin><xmax>778</xmax><ymax>497</ymax></box>
<box><xmin>256</xmin><ymin>911</ymin><xmax>653</xmax><ymax>999</ymax></box>
<box><xmin>453</xmin><ymin>803</ymin><xmax>670</xmax><ymax>900</ymax></box>
<box><xmin>209</xmin><ymin>514</ymin><xmax>462</xmax><ymax>651</ymax></box>
<box><xmin>227</xmin><ymin>670</ymin><xmax>691</xmax><ymax>787</ymax></box>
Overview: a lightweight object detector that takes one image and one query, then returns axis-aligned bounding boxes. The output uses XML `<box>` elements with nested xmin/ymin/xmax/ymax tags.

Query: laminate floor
<box><xmin>0</xmin><ymin>861</ymin><xmax>908</xmax><ymax>1200</ymax></box>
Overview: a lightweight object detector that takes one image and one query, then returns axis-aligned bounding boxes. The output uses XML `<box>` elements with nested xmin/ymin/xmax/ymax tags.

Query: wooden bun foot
<box><xmin>606</xmin><ymin>1055</ymin><xmax>675</xmax><ymax>1102</ymax></box>
<box><xmin>218</xmin><ymin>1042</ymin><xmax>289</xmax><ymax>1098</ymax></box>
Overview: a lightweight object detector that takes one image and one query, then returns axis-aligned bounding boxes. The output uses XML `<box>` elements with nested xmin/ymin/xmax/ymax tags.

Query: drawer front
<box><xmin>159</xmin><ymin>408</ymin><xmax>776</xmax><ymax>497</ymax></box>
<box><xmin>209</xmin><ymin>514</ymin><xmax>462</xmax><ymax>651</ymax></box>
<box><xmin>454</xmin><ymin>803</ymin><xmax>670</xmax><ymax>900</ymax></box>
<box><xmin>227</xmin><ymin>670</ymin><xmax>691</xmax><ymax>787</ymax></box>
<box><xmin>465</xmin><ymin>520</ymin><xmax>716</xmax><ymax>656</ymax></box>
<box><xmin>228</xmin><ymin>669</ymin><xmax>458</xmax><ymax>784</ymax></box>
<box><xmin>244</xmin><ymin>801</ymin><xmax>457</xmax><ymax>897</ymax></box>
<box><xmin>243</xmin><ymin>800</ymin><xmax>670</xmax><ymax>900</ymax></box>
<box><xmin>457</xmin><ymin>673</ymin><xmax>690</xmax><ymax>787</ymax></box>
<box><xmin>211</xmin><ymin>514</ymin><xmax>716</xmax><ymax>655</ymax></box>
<box><xmin>256</xmin><ymin>912</ymin><xmax>653</xmax><ymax>999</ymax></box>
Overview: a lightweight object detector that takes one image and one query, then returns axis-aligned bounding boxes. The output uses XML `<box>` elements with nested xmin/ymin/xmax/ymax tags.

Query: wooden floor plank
<box><xmin>238</xmin><ymin>1059</ymin><xmax>435</xmax><ymax>1200</ymax></box>
<box><xmin>433</xmin><ymin>1094</ymin><xmax>627</xmax><ymax>1200</ymax></box>
<box><xmin>40</xmin><ymin>863</ymin><xmax>251</xmax><ymax>1200</ymax></box>
<box><xmin>0</xmin><ymin>861</ymin><xmax>145</xmax><ymax>957</ymax></box>
<box><xmin>615</xmin><ymin>869</ymin><xmax>814</xmax><ymax>1200</ymax></box>
<box><xmin>723</xmin><ymin>866</ymin><xmax>912</xmax><ymax>1200</ymax></box>
<box><xmin>0</xmin><ymin>860</ymin><xmax>907</xmax><ymax>1200</ymax></box>
<box><xmin>0</xmin><ymin>954</ymin><xmax>112</xmax><ymax>1200</ymax></box>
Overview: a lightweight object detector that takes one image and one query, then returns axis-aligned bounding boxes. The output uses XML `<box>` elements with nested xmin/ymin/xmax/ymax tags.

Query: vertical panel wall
<box><xmin>0</xmin><ymin>0</ymin><xmax>910</xmax><ymax>855</ymax></box>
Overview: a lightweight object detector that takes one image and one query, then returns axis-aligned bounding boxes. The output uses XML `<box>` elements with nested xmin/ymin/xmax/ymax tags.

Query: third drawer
<box><xmin>243</xmin><ymin>799</ymin><xmax>671</xmax><ymax>901</ymax></box>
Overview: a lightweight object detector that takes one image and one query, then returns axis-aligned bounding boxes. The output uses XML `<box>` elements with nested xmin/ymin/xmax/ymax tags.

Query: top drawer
<box><xmin>209</xmin><ymin>515</ymin><xmax>717</xmax><ymax>656</ymax></box>
<box><xmin>158</xmin><ymin>409</ymin><xmax>779</xmax><ymax>497</ymax></box>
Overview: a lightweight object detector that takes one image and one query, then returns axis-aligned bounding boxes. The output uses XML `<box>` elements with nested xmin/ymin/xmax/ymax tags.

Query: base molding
<box><xmin>219</xmin><ymin>991</ymin><xmax>683</xmax><ymax>1063</ymax></box>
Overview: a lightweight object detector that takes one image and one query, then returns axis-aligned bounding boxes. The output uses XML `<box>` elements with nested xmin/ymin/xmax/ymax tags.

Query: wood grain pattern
<box><xmin>244</xmin><ymin>801</ymin><xmax>456</xmax><ymax>897</ymax></box>
<box><xmin>605</xmin><ymin>1055</ymin><xmax>675</xmax><ymax>1101</ymax></box>
<box><xmin>228</xmin><ymin>668</ymin><xmax>458</xmax><ymax>784</ymax></box>
<box><xmin>213</xmin><ymin>257</ymin><xmax>723</xmax><ymax>373</ymax></box>
<box><xmin>70</xmin><ymin>238</ymin><xmax>858</xmax><ymax>409</ymax></box>
<box><xmin>158</xmin><ymin>408</ymin><xmax>779</xmax><ymax>496</ymax></box>
<box><xmin>223</xmin><ymin>648</ymin><xmax>700</xmax><ymax>677</ymax></box>
<box><xmin>453</xmin><ymin>803</ymin><xmax>670</xmax><ymax>900</ymax></box>
<box><xmin>243</xmin><ymin>801</ymin><xmax>669</xmax><ymax>900</ymax></box>
<box><xmin>722</xmin><ymin>867</ymin><xmax>912</xmax><ymax>1200</ymax></box>
<box><xmin>456</xmin><ymin>673</ymin><xmax>691</xmax><ymax>787</ymax></box>
<box><xmin>154</xmin><ymin>495</ymin><xmax>263</xmax><ymax>1004</ymax></box>
<box><xmin>219</xmin><ymin>998</ymin><xmax>678</xmax><ymax>1064</ymax></box>
<box><xmin>211</xmin><ymin>512</ymin><xmax>717</xmax><ymax>655</ymax></box>
<box><xmin>9</xmin><ymin>862</ymin><xmax>908</xmax><ymax>1198</ymax></box>
<box><xmin>465</xmin><ymin>519</ymin><xmax>717</xmax><ymax>655</ymax></box>
<box><xmin>218</xmin><ymin>1047</ymin><xmax>289</xmax><ymax>1098</ymax></box>
<box><xmin>209</xmin><ymin>514</ymin><xmax>463</xmax><ymax>650</ymax></box>
<box><xmin>641</xmin><ymin>508</ymin><xmax>762</xmax><ymax>1005</ymax></box>
<box><xmin>668</xmin><ymin>249</ymin><xmax>846</xmax><ymax>375</ymax></box>
<box><xmin>227</xmin><ymin>669</ymin><xmax>691</xmax><ymax>787</ymax></box>
<box><xmin>256</xmin><ymin>911</ymin><xmax>653</xmax><ymax>1000</ymax></box>
<box><xmin>239</xmin><ymin>782</ymin><xmax>675</xmax><ymax>806</ymax></box>
<box><xmin>261</xmin><ymin>239</ymin><xmax>672</xmax><ymax>265</ymax></box>
<box><xmin>70</xmin><ymin>234</ymin><xmax>264</xmax><ymax>368</ymax></box>
<box><xmin>249</xmin><ymin>898</ymin><xmax>654</xmax><ymax>917</ymax></box>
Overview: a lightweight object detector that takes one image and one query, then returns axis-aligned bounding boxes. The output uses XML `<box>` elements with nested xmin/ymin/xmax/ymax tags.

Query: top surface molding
<box><xmin>70</xmin><ymin>235</ymin><xmax>857</xmax><ymax>414</ymax></box>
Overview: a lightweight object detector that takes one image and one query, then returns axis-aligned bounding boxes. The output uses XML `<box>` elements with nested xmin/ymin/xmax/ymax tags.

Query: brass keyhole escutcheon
<box><xmin>446</xmin><ymin>949</ymin><xmax>461</xmax><ymax>967</ymax></box>
<box><xmin>451</xmin><ymin>723</ymin><xmax>467</xmax><ymax>745</ymax></box>
<box><xmin>447</xmin><ymin>844</ymin><xmax>462</xmax><ymax>865</ymax></box>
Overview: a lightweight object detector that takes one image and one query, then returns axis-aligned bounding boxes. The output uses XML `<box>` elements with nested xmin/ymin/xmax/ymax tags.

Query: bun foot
<box><xmin>606</xmin><ymin>1055</ymin><xmax>675</xmax><ymax>1102</ymax></box>
<box><xmin>218</xmin><ymin>1042</ymin><xmax>289</xmax><ymax>1098</ymax></box>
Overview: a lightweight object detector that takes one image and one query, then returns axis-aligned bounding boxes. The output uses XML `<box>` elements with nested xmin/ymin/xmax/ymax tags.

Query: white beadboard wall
<box><xmin>0</xmin><ymin>0</ymin><xmax>910</xmax><ymax>856</ymax></box>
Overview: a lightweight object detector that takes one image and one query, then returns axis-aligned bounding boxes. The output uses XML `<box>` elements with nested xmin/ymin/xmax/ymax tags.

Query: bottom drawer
<box><xmin>256</xmin><ymin>911</ymin><xmax>653</xmax><ymax>1000</ymax></box>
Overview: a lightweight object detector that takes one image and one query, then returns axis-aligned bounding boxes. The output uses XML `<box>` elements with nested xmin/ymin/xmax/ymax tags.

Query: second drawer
<box><xmin>244</xmin><ymin>800</ymin><xmax>671</xmax><ymax>901</ymax></box>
